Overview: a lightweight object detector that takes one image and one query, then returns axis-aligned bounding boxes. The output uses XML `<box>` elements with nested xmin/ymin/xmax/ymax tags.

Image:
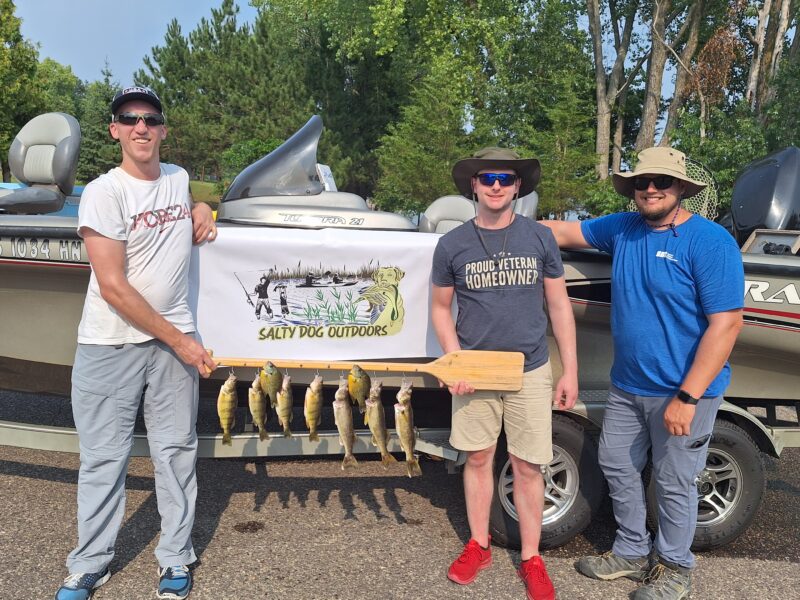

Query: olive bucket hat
<box><xmin>612</xmin><ymin>146</ymin><xmax>707</xmax><ymax>199</ymax></box>
<box><xmin>452</xmin><ymin>147</ymin><xmax>541</xmax><ymax>198</ymax></box>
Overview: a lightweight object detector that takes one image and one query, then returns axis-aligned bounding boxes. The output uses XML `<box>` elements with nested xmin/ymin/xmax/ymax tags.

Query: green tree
<box><xmin>75</xmin><ymin>67</ymin><xmax>120</xmax><ymax>184</ymax></box>
<box><xmin>217</xmin><ymin>137</ymin><xmax>283</xmax><ymax>194</ymax></box>
<box><xmin>0</xmin><ymin>0</ymin><xmax>42</xmax><ymax>181</ymax></box>
<box><xmin>373</xmin><ymin>54</ymin><xmax>469</xmax><ymax>215</ymax></box>
<box><xmin>35</xmin><ymin>58</ymin><xmax>83</xmax><ymax>116</ymax></box>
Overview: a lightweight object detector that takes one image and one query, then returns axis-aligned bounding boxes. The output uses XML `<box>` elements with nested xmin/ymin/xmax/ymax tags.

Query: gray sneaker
<box><xmin>633</xmin><ymin>563</ymin><xmax>692</xmax><ymax>600</ymax></box>
<box><xmin>575</xmin><ymin>551</ymin><xmax>649</xmax><ymax>581</ymax></box>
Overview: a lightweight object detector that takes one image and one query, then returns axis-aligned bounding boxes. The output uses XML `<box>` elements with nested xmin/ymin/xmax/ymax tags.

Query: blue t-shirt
<box><xmin>581</xmin><ymin>212</ymin><xmax>744</xmax><ymax>397</ymax></box>
<box><xmin>432</xmin><ymin>216</ymin><xmax>564</xmax><ymax>371</ymax></box>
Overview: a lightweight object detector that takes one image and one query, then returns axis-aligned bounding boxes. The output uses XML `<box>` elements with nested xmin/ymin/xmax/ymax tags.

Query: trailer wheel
<box><xmin>489</xmin><ymin>415</ymin><xmax>606</xmax><ymax>550</ymax></box>
<box><xmin>645</xmin><ymin>420</ymin><xmax>765</xmax><ymax>550</ymax></box>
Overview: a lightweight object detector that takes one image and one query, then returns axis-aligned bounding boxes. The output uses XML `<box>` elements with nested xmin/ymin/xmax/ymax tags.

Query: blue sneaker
<box><xmin>157</xmin><ymin>565</ymin><xmax>192</xmax><ymax>599</ymax></box>
<box><xmin>54</xmin><ymin>568</ymin><xmax>111</xmax><ymax>599</ymax></box>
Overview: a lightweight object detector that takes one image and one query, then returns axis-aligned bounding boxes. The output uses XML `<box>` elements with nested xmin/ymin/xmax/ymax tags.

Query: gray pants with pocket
<box><xmin>599</xmin><ymin>385</ymin><xmax>722</xmax><ymax>569</ymax></box>
<box><xmin>66</xmin><ymin>340</ymin><xmax>199</xmax><ymax>573</ymax></box>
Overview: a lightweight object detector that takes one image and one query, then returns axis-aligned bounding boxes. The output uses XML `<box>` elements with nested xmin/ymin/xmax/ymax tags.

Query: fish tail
<box><xmin>363</xmin><ymin>412</ymin><xmax>370</xmax><ymax>426</ymax></box>
<box><xmin>258</xmin><ymin>428</ymin><xmax>267</xmax><ymax>442</ymax></box>
<box><xmin>282</xmin><ymin>426</ymin><xmax>292</xmax><ymax>438</ymax></box>
<box><xmin>222</xmin><ymin>431</ymin><xmax>232</xmax><ymax>446</ymax></box>
<box><xmin>309</xmin><ymin>431</ymin><xmax>320</xmax><ymax>442</ymax></box>
<box><xmin>381</xmin><ymin>452</ymin><xmax>397</xmax><ymax>468</ymax></box>
<box><xmin>407</xmin><ymin>458</ymin><xmax>422</xmax><ymax>477</ymax></box>
<box><xmin>342</xmin><ymin>454</ymin><xmax>358</xmax><ymax>470</ymax></box>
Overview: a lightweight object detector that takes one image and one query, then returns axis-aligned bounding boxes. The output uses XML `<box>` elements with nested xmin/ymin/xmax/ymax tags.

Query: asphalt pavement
<box><xmin>0</xmin><ymin>392</ymin><xmax>798</xmax><ymax>600</ymax></box>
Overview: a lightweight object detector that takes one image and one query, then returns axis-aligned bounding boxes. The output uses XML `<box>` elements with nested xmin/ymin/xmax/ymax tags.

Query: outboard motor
<box><xmin>731</xmin><ymin>146</ymin><xmax>800</xmax><ymax>246</ymax></box>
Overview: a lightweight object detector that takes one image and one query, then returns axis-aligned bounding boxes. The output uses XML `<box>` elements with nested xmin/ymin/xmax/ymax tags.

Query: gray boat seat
<box><xmin>419</xmin><ymin>190</ymin><xmax>540</xmax><ymax>233</ymax></box>
<box><xmin>0</xmin><ymin>112</ymin><xmax>81</xmax><ymax>214</ymax></box>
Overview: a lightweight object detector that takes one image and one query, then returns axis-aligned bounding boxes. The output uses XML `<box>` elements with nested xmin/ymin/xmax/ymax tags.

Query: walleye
<box><xmin>348</xmin><ymin>364</ymin><xmax>370</xmax><ymax>420</ymax></box>
<box><xmin>276</xmin><ymin>374</ymin><xmax>294</xmax><ymax>437</ymax></box>
<box><xmin>217</xmin><ymin>372</ymin><xmax>238</xmax><ymax>446</ymax></box>
<box><xmin>394</xmin><ymin>381</ymin><xmax>421</xmax><ymax>477</ymax></box>
<box><xmin>260</xmin><ymin>361</ymin><xmax>283</xmax><ymax>408</ymax></box>
<box><xmin>332</xmin><ymin>379</ymin><xmax>358</xmax><ymax>470</ymax></box>
<box><xmin>304</xmin><ymin>375</ymin><xmax>324</xmax><ymax>442</ymax></box>
<box><xmin>365</xmin><ymin>381</ymin><xmax>396</xmax><ymax>468</ymax></box>
<box><xmin>248</xmin><ymin>374</ymin><xmax>268</xmax><ymax>441</ymax></box>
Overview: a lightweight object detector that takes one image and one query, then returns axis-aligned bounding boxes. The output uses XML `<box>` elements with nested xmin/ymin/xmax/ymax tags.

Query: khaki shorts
<box><xmin>449</xmin><ymin>360</ymin><xmax>553</xmax><ymax>465</ymax></box>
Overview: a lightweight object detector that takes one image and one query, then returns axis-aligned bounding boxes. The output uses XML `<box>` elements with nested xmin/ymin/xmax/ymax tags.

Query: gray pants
<box><xmin>67</xmin><ymin>340</ymin><xmax>199</xmax><ymax>573</ymax></box>
<box><xmin>599</xmin><ymin>386</ymin><xmax>722</xmax><ymax>569</ymax></box>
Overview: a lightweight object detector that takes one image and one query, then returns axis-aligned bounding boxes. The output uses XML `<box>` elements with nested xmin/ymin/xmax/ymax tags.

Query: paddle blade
<box><xmin>428</xmin><ymin>350</ymin><xmax>524</xmax><ymax>391</ymax></box>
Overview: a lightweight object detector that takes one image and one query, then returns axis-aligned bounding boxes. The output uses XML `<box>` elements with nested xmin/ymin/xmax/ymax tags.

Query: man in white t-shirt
<box><xmin>55</xmin><ymin>86</ymin><xmax>217</xmax><ymax>600</ymax></box>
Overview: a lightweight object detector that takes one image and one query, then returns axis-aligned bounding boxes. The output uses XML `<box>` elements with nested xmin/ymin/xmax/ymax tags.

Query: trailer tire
<box><xmin>645</xmin><ymin>419</ymin><xmax>765</xmax><ymax>551</ymax></box>
<box><xmin>489</xmin><ymin>415</ymin><xmax>605</xmax><ymax>550</ymax></box>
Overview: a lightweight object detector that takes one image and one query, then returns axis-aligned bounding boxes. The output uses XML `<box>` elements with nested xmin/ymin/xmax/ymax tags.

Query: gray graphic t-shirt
<box><xmin>431</xmin><ymin>216</ymin><xmax>564</xmax><ymax>371</ymax></box>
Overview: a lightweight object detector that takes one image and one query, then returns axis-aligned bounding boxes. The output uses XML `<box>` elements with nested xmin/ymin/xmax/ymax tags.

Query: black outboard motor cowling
<box><xmin>731</xmin><ymin>146</ymin><xmax>800</xmax><ymax>245</ymax></box>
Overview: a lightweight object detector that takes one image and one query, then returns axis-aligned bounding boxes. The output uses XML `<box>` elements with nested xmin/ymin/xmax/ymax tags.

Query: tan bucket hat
<box><xmin>452</xmin><ymin>147</ymin><xmax>541</xmax><ymax>198</ymax></box>
<box><xmin>612</xmin><ymin>147</ymin><xmax>707</xmax><ymax>199</ymax></box>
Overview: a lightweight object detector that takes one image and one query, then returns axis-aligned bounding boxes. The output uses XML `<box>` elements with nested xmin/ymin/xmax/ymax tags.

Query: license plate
<box><xmin>0</xmin><ymin>236</ymin><xmax>84</xmax><ymax>263</ymax></box>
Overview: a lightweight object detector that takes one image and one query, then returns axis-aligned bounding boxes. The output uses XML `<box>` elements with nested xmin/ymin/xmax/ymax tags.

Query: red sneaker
<box><xmin>518</xmin><ymin>556</ymin><xmax>555</xmax><ymax>600</ymax></box>
<box><xmin>447</xmin><ymin>538</ymin><xmax>492</xmax><ymax>585</ymax></box>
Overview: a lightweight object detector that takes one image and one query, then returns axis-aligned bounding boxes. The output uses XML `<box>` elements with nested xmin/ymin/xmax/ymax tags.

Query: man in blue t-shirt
<box><xmin>543</xmin><ymin>147</ymin><xmax>743</xmax><ymax>600</ymax></box>
<box><xmin>432</xmin><ymin>147</ymin><xmax>578</xmax><ymax>600</ymax></box>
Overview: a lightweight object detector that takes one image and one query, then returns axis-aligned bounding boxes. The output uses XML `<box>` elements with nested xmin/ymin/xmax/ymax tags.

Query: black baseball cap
<box><xmin>110</xmin><ymin>85</ymin><xmax>163</xmax><ymax>115</ymax></box>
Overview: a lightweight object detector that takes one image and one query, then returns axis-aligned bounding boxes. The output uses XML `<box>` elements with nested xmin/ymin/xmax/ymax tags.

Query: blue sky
<box><xmin>17</xmin><ymin>0</ymin><xmax>259</xmax><ymax>84</ymax></box>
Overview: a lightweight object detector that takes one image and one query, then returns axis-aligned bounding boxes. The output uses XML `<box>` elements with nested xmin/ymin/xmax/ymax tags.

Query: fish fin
<box><xmin>371</xmin><ymin>435</ymin><xmax>377</xmax><ymax>447</ymax></box>
<box><xmin>342</xmin><ymin>455</ymin><xmax>358</xmax><ymax>470</ymax></box>
<box><xmin>259</xmin><ymin>428</ymin><xmax>267</xmax><ymax>442</ymax></box>
<box><xmin>309</xmin><ymin>431</ymin><xmax>319</xmax><ymax>442</ymax></box>
<box><xmin>363</xmin><ymin>412</ymin><xmax>369</xmax><ymax>426</ymax></box>
<box><xmin>283</xmin><ymin>427</ymin><xmax>292</xmax><ymax>438</ymax></box>
<box><xmin>407</xmin><ymin>458</ymin><xmax>422</xmax><ymax>477</ymax></box>
<box><xmin>381</xmin><ymin>452</ymin><xmax>397</xmax><ymax>468</ymax></box>
<box><xmin>222</xmin><ymin>432</ymin><xmax>232</xmax><ymax>446</ymax></box>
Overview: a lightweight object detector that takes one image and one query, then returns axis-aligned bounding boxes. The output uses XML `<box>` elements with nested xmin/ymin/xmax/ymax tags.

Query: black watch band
<box><xmin>677</xmin><ymin>389</ymin><xmax>699</xmax><ymax>405</ymax></box>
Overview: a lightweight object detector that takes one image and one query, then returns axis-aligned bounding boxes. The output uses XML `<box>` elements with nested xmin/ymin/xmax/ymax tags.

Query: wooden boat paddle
<box><xmin>210</xmin><ymin>350</ymin><xmax>524</xmax><ymax>392</ymax></box>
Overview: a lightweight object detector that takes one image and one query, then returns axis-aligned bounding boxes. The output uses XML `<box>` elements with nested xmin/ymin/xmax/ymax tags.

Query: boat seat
<box><xmin>418</xmin><ymin>190</ymin><xmax>540</xmax><ymax>233</ymax></box>
<box><xmin>0</xmin><ymin>112</ymin><xmax>81</xmax><ymax>214</ymax></box>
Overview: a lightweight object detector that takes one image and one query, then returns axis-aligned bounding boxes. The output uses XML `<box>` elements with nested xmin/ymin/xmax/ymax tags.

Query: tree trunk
<box><xmin>636</xmin><ymin>0</ymin><xmax>671</xmax><ymax>150</ymax></box>
<box><xmin>760</xmin><ymin>0</ymin><xmax>792</xmax><ymax>112</ymax></box>
<box><xmin>612</xmin><ymin>85</ymin><xmax>629</xmax><ymax>173</ymax></box>
<box><xmin>746</xmin><ymin>0</ymin><xmax>772</xmax><ymax>109</ymax></box>
<box><xmin>1</xmin><ymin>158</ymin><xmax>9</xmax><ymax>183</ymax></box>
<box><xmin>660</xmin><ymin>0</ymin><xmax>703</xmax><ymax>146</ymax></box>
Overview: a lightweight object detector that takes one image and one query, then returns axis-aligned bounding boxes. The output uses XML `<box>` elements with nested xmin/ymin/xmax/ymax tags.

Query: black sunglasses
<box><xmin>114</xmin><ymin>112</ymin><xmax>165</xmax><ymax>127</ymax></box>
<box><xmin>475</xmin><ymin>173</ymin><xmax>518</xmax><ymax>187</ymax></box>
<box><xmin>633</xmin><ymin>175</ymin><xmax>675</xmax><ymax>191</ymax></box>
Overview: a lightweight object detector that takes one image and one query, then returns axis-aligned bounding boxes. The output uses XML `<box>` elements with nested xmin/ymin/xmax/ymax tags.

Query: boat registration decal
<box><xmin>0</xmin><ymin>236</ymin><xmax>84</xmax><ymax>263</ymax></box>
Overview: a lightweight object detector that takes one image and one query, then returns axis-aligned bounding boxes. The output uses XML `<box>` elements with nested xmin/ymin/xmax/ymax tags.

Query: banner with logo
<box><xmin>190</xmin><ymin>226</ymin><xmax>445</xmax><ymax>361</ymax></box>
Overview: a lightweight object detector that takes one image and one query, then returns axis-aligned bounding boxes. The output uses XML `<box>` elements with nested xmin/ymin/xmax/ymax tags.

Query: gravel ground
<box><xmin>0</xmin><ymin>391</ymin><xmax>798</xmax><ymax>600</ymax></box>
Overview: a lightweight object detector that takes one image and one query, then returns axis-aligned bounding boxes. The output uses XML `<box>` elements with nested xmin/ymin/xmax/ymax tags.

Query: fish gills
<box><xmin>365</xmin><ymin>381</ymin><xmax>396</xmax><ymax>468</ymax></box>
<box><xmin>217</xmin><ymin>372</ymin><xmax>238</xmax><ymax>446</ymax></box>
<box><xmin>333</xmin><ymin>381</ymin><xmax>358</xmax><ymax>470</ymax></box>
<box><xmin>276</xmin><ymin>374</ymin><xmax>294</xmax><ymax>438</ymax></box>
<box><xmin>394</xmin><ymin>403</ymin><xmax>421</xmax><ymax>477</ymax></box>
<box><xmin>304</xmin><ymin>375</ymin><xmax>324</xmax><ymax>442</ymax></box>
<box><xmin>348</xmin><ymin>365</ymin><xmax>370</xmax><ymax>417</ymax></box>
<box><xmin>261</xmin><ymin>361</ymin><xmax>283</xmax><ymax>408</ymax></box>
<box><xmin>248</xmin><ymin>375</ymin><xmax>268</xmax><ymax>442</ymax></box>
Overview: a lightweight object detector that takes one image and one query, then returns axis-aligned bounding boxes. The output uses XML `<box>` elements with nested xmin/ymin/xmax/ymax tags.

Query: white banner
<box><xmin>190</xmin><ymin>226</ymin><xmax>444</xmax><ymax>361</ymax></box>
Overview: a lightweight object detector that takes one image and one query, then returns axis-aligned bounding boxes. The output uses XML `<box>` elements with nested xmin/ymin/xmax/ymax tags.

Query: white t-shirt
<box><xmin>77</xmin><ymin>164</ymin><xmax>195</xmax><ymax>344</ymax></box>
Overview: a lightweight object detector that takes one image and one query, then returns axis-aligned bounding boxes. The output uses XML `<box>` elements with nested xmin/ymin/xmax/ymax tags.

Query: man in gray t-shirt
<box><xmin>431</xmin><ymin>147</ymin><xmax>578</xmax><ymax>600</ymax></box>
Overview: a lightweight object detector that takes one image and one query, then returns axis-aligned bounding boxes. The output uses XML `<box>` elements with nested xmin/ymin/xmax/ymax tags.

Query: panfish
<box><xmin>260</xmin><ymin>361</ymin><xmax>283</xmax><ymax>408</ymax></box>
<box><xmin>332</xmin><ymin>379</ymin><xmax>358</xmax><ymax>470</ymax></box>
<box><xmin>394</xmin><ymin>381</ymin><xmax>421</xmax><ymax>477</ymax></box>
<box><xmin>348</xmin><ymin>364</ymin><xmax>370</xmax><ymax>420</ymax></box>
<box><xmin>248</xmin><ymin>374</ymin><xmax>268</xmax><ymax>441</ymax></box>
<box><xmin>217</xmin><ymin>372</ymin><xmax>238</xmax><ymax>446</ymax></box>
<box><xmin>304</xmin><ymin>375</ymin><xmax>324</xmax><ymax>442</ymax></box>
<box><xmin>276</xmin><ymin>374</ymin><xmax>294</xmax><ymax>438</ymax></box>
<box><xmin>365</xmin><ymin>381</ymin><xmax>396</xmax><ymax>468</ymax></box>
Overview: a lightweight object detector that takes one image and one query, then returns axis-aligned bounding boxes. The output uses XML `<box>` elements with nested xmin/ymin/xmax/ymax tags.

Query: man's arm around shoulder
<box><xmin>540</xmin><ymin>220</ymin><xmax>592</xmax><ymax>249</ymax></box>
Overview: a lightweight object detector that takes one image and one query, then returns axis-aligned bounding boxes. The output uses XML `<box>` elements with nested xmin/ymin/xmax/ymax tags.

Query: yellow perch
<box><xmin>333</xmin><ymin>379</ymin><xmax>358</xmax><ymax>470</ymax></box>
<box><xmin>394</xmin><ymin>381</ymin><xmax>421</xmax><ymax>477</ymax></box>
<box><xmin>365</xmin><ymin>381</ymin><xmax>396</xmax><ymax>468</ymax></box>
<box><xmin>248</xmin><ymin>374</ymin><xmax>268</xmax><ymax>441</ymax></box>
<box><xmin>217</xmin><ymin>372</ymin><xmax>238</xmax><ymax>446</ymax></box>
<box><xmin>304</xmin><ymin>375</ymin><xmax>324</xmax><ymax>442</ymax></box>
<box><xmin>276</xmin><ymin>374</ymin><xmax>293</xmax><ymax>438</ymax></box>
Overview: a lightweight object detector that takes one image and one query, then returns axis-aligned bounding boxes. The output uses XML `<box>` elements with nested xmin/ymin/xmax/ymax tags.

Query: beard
<box><xmin>636</xmin><ymin>195</ymin><xmax>681</xmax><ymax>224</ymax></box>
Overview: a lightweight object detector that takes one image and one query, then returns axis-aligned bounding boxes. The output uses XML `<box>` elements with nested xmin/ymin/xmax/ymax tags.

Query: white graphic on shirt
<box><xmin>655</xmin><ymin>250</ymin><xmax>678</xmax><ymax>262</ymax></box>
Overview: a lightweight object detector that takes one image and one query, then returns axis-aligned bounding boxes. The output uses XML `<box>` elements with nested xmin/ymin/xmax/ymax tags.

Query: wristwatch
<box><xmin>676</xmin><ymin>389</ymin><xmax>699</xmax><ymax>405</ymax></box>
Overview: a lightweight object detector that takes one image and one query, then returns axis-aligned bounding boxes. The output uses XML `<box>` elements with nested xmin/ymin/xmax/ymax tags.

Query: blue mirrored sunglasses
<box><xmin>475</xmin><ymin>173</ymin><xmax>518</xmax><ymax>187</ymax></box>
